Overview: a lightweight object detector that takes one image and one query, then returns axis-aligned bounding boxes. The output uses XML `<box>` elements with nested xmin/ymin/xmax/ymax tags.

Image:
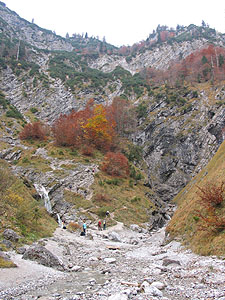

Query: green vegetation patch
<box><xmin>0</xmin><ymin>159</ymin><xmax>57</xmax><ymax>245</ymax></box>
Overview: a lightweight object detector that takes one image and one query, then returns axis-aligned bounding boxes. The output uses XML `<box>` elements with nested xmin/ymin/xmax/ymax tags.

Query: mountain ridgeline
<box><xmin>0</xmin><ymin>1</ymin><xmax>224</xmax><ymax>254</ymax></box>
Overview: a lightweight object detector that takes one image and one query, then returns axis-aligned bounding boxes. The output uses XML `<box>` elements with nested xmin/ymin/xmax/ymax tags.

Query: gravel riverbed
<box><xmin>0</xmin><ymin>224</ymin><xmax>225</xmax><ymax>300</ymax></box>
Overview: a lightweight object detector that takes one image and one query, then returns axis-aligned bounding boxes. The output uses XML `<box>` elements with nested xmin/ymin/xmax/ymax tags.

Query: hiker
<box><xmin>106</xmin><ymin>210</ymin><xmax>109</xmax><ymax>217</ymax></box>
<box><xmin>103</xmin><ymin>219</ymin><xmax>106</xmax><ymax>230</ymax></box>
<box><xmin>62</xmin><ymin>220</ymin><xmax>66</xmax><ymax>229</ymax></box>
<box><xmin>83</xmin><ymin>222</ymin><xmax>87</xmax><ymax>235</ymax></box>
<box><xmin>98</xmin><ymin>220</ymin><xmax>102</xmax><ymax>230</ymax></box>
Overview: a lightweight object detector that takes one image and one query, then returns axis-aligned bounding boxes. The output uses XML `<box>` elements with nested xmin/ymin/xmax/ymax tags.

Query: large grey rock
<box><xmin>3</xmin><ymin>229</ymin><xmax>20</xmax><ymax>242</ymax></box>
<box><xmin>130</xmin><ymin>224</ymin><xmax>142</xmax><ymax>233</ymax></box>
<box><xmin>108</xmin><ymin>231</ymin><xmax>122</xmax><ymax>242</ymax></box>
<box><xmin>22</xmin><ymin>245</ymin><xmax>64</xmax><ymax>271</ymax></box>
<box><xmin>2</xmin><ymin>239</ymin><xmax>13</xmax><ymax>249</ymax></box>
<box><xmin>103</xmin><ymin>257</ymin><xmax>116</xmax><ymax>264</ymax></box>
<box><xmin>151</xmin><ymin>281</ymin><xmax>166</xmax><ymax>290</ymax></box>
<box><xmin>141</xmin><ymin>281</ymin><xmax>163</xmax><ymax>297</ymax></box>
<box><xmin>108</xmin><ymin>293</ymin><xmax>128</xmax><ymax>300</ymax></box>
<box><xmin>162</xmin><ymin>258</ymin><xmax>181</xmax><ymax>266</ymax></box>
<box><xmin>16</xmin><ymin>247</ymin><xmax>26</xmax><ymax>254</ymax></box>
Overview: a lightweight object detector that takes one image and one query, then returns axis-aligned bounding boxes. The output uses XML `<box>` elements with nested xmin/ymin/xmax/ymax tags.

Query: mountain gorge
<box><xmin>0</xmin><ymin>0</ymin><xmax>225</xmax><ymax>262</ymax></box>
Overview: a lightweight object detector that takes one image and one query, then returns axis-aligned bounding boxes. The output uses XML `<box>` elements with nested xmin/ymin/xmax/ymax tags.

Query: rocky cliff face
<box><xmin>132</xmin><ymin>87</ymin><xmax>225</xmax><ymax>202</ymax></box>
<box><xmin>88</xmin><ymin>39</ymin><xmax>212</xmax><ymax>74</ymax></box>
<box><xmin>0</xmin><ymin>3</ymin><xmax>73</xmax><ymax>51</ymax></box>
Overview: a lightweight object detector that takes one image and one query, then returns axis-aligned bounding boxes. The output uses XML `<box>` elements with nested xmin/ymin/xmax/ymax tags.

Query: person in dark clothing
<box><xmin>103</xmin><ymin>219</ymin><xmax>106</xmax><ymax>230</ymax></box>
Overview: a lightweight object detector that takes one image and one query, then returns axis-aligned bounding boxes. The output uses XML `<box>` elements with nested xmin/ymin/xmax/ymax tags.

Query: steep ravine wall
<box><xmin>132</xmin><ymin>91</ymin><xmax>225</xmax><ymax>203</ymax></box>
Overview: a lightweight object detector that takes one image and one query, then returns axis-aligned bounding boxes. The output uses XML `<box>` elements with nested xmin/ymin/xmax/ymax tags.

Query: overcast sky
<box><xmin>3</xmin><ymin>0</ymin><xmax>225</xmax><ymax>47</ymax></box>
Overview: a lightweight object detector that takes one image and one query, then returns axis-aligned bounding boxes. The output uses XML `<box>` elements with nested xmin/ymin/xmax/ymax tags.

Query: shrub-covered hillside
<box><xmin>167</xmin><ymin>140</ymin><xmax>225</xmax><ymax>256</ymax></box>
<box><xmin>0</xmin><ymin>160</ymin><xmax>57</xmax><ymax>246</ymax></box>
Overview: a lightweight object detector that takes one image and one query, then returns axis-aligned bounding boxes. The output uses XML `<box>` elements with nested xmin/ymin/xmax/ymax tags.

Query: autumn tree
<box><xmin>107</xmin><ymin>97</ymin><xmax>136</xmax><ymax>136</ymax></box>
<box><xmin>101</xmin><ymin>152</ymin><xmax>130</xmax><ymax>177</ymax></box>
<box><xmin>52</xmin><ymin>100</ymin><xmax>118</xmax><ymax>152</ymax></box>
<box><xmin>20</xmin><ymin>121</ymin><xmax>48</xmax><ymax>140</ymax></box>
<box><xmin>52</xmin><ymin>99</ymin><xmax>94</xmax><ymax>147</ymax></box>
<box><xmin>195</xmin><ymin>182</ymin><xmax>225</xmax><ymax>232</ymax></box>
<box><xmin>83</xmin><ymin>104</ymin><xmax>116</xmax><ymax>151</ymax></box>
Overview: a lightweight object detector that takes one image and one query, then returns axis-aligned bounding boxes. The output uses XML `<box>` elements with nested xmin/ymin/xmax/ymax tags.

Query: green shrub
<box><xmin>136</xmin><ymin>103</ymin><xmax>148</xmax><ymax>118</ymax></box>
<box><xmin>6</xmin><ymin>106</ymin><xmax>23</xmax><ymax>120</ymax></box>
<box><xmin>131</xmin><ymin>196</ymin><xmax>141</xmax><ymax>203</ymax></box>
<box><xmin>30</xmin><ymin>107</ymin><xmax>38</xmax><ymax>113</ymax></box>
<box><xmin>70</xmin><ymin>150</ymin><xmax>78</xmax><ymax>156</ymax></box>
<box><xmin>22</xmin><ymin>157</ymin><xmax>30</xmax><ymax>164</ymax></box>
<box><xmin>105</xmin><ymin>178</ymin><xmax>120</xmax><ymax>185</ymax></box>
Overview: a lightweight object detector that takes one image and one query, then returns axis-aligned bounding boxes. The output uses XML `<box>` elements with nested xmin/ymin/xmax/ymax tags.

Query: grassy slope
<box><xmin>167</xmin><ymin>140</ymin><xmax>225</xmax><ymax>256</ymax></box>
<box><xmin>0</xmin><ymin>160</ymin><xmax>57</xmax><ymax>252</ymax></box>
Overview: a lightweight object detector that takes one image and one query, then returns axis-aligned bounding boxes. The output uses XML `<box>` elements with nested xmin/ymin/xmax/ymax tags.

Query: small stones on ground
<box><xmin>1</xmin><ymin>225</ymin><xmax>225</xmax><ymax>300</ymax></box>
<box><xmin>108</xmin><ymin>293</ymin><xmax>128</xmax><ymax>300</ymax></box>
<box><xmin>162</xmin><ymin>258</ymin><xmax>181</xmax><ymax>266</ymax></box>
<box><xmin>103</xmin><ymin>257</ymin><xmax>116</xmax><ymax>264</ymax></box>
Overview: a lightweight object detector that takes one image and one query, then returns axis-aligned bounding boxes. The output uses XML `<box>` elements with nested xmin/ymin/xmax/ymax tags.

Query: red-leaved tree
<box><xmin>52</xmin><ymin>99</ymin><xmax>94</xmax><ymax>147</ymax></box>
<box><xmin>195</xmin><ymin>182</ymin><xmax>225</xmax><ymax>232</ymax></box>
<box><xmin>20</xmin><ymin>122</ymin><xmax>48</xmax><ymax>140</ymax></box>
<box><xmin>101</xmin><ymin>152</ymin><xmax>130</xmax><ymax>177</ymax></box>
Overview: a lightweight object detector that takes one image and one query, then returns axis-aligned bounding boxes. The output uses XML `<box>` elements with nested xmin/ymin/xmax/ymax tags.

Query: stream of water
<box><xmin>34</xmin><ymin>183</ymin><xmax>52</xmax><ymax>214</ymax></box>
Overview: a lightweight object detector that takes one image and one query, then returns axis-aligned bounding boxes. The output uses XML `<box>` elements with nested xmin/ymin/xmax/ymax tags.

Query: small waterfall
<box><xmin>34</xmin><ymin>184</ymin><xmax>52</xmax><ymax>214</ymax></box>
<box><xmin>57</xmin><ymin>213</ymin><xmax>63</xmax><ymax>228</ymax></box>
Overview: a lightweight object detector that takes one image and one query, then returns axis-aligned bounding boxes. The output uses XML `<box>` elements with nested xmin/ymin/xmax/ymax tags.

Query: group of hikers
<box><xmin>97</xmin><ymin>219</ymin><xmax>106</xmax><ymax>231</ymax></box>
<box><xmin>81</xmin><ymin>210</ymin><xmax>109</xmax><ymax>236</ymax></box>
<box><xmin>62</xmin><ymin>211</ymin><xmax>110</xmax><ymax>236</ymax></box>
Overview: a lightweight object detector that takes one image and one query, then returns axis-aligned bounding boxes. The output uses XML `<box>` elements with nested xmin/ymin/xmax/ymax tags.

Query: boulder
<box><xmin>151</xmin><ymin>281</ymin><xmax>166</xmax><ymax>290</ymax></box>
<box><xmin>129</xmin><ymin>237</ymin><xmax>139</xmax><ymax>245</ymax></box>
<box><xmin>16</xmin><ymin>247</ymin><xmax>26</xmax><ymax>254</ymax></box>
<box><xmin>108</xmin><ymin>293</ymin><xmax>128</xmax><ymax>300</ymax></box>
<box><xmin>2</xmin><ymin>239</ymin><xmax>13</xmax><ymax>249</ymax></box>
<box><xmin>130</xmin><ymin>224</ymin><xmax>142</xmax><ymax>233</ymax></box>
<box><xmin>22</xmin><ymin>244</ymin><xmax>64</xmax><ymax>271</ymax></box>
<box><xmin>3</xmin><ymin>229</ymin><xmax>20</xmax><ymax>242</ymax></box>
<box><xmin>147</xmin><ymin>286</ymin><xmax>163</xmax><ymax>297</ymax></box>
<box><xmin>104</xmin><ymin>257</ymin><xmax>116</xmax><ymax>264</ymax></box>
<box><xmin>71</xmin><ymin>265</ymin><xmax>82</xmax><ymax>272</ymax></box>
<box><xmin>162</xmin><ymin>258</ymin><xmax>181</xmax><ymax>266</ymax></box>
<box><xmin>108</xmin><ymin>231</ymin><xmax>122</xmax><ymax>242</ymax></box>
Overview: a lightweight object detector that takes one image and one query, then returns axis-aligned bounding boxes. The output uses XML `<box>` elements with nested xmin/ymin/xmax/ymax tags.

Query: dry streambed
<box><xmin>0</xmin><ymin>224</ymin><xmax>225</xmax><ymax>300</ymax></box>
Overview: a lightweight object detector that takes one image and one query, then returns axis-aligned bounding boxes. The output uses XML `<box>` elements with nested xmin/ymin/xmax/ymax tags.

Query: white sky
<box><xmin>3</xmin><ymin>0</ymin><xmax>225</xmax><ymax>47</ymax></box>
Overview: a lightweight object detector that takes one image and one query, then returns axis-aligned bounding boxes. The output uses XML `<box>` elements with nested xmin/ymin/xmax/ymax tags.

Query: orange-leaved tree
<box><xmin>101</xmin><ymin>152</ymin><xmax>130</xmax><ymax>177</ymax></box>
<box><xmin>52</xmin><ymin>99</ymin><xmax>94</xmax><ymax>147</ymax></box>
<box><xmin>83</xmin><ymin>104</ymin><xmax>116</xmax><ymax>151</ymax></box>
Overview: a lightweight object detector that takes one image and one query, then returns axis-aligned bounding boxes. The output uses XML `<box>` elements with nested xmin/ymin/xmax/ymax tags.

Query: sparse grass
<box><xmin>91</xmin><ymin>171</ymin><xmax>154</xmax><ymax>226</ymax></box>
<box><xmin>167</xmin><ymin>140</ymin><xmax>225</xmax><ymax>256</ymax></box>
<box><xmin>16</xmin><ymin>151</ymin><xmax>52</xmax><ymax>172</ymax></box>
<box><xmin>67</xmin><ymin>222</ymin><xmax>81</xmax><ymax>232</ymax></box>
<box><xmin>0</xmin><ymin>257</ymin><xmax>17</xmax><ymax>268</ymax></box>
<box><xmin>0</xmin><ymin>160</ymin><xmax>57</xmax><ymax>245</ymax></box>
<box><xmin>63</xmin><ymin>190</ymin><xmax>93</xmax><ymax>210</ymax></box>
